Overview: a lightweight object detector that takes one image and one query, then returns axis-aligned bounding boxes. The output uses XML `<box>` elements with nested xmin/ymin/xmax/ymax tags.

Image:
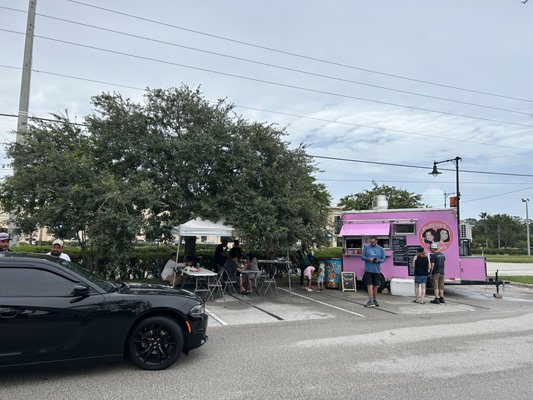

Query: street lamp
<box><xmin>429</xmin><ymin>156</ymin><xmax>462</xmax><ymax>231</ymax></box>
<box><xmin>522</xmin><ymin>198</ymin><xmax>530</xmax><ymax>256</ymax></box>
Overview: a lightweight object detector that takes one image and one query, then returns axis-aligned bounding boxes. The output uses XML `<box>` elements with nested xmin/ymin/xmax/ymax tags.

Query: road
<box><xmin>1</xmin><ymin>282</ymin><xmax>533</xmax><ymax>400</ymax></box>
<box><xmin>486</xmin><ymin>262</ymin><xmax>533</xmax><ymax>276</ymax></box>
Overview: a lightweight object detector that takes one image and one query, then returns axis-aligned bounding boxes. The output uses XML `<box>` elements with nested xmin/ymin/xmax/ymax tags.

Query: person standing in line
<box><xmin>46</xmin><ymin>239</ymin><xmax>71</xmax><ymax>261</ymax></box>
<box><xmin>213</xmin><ymin>239</ymin><xmax>228</xmax><ymax>273</ymax></box>
<box><xmin>0</xmin><ymin>232</ymin><xmax>13</xmax><ymax>255</ymax></box>
<box><xmin>316</xmin><ymin>260</ymin><xmax>325</xmax><ymax>292</ymax></box>
<box><xmin>361</xmin><ymin>236</ymin><xmax>386</xmax><ymax>308</ymax></box>
<box><xmin>429</xmin><ymin>243</ymin><xmax>446</xmax><ymax>304</ymax></box>
<box><xmin>412</xmin><ymin>247</ymin><xmax>429</xmax><ymax>303</ymax></box>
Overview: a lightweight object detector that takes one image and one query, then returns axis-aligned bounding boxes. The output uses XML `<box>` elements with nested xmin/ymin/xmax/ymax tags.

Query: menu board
<box><xmin>406</xmin><ymin>246</ymin><xmax>421</xmax><ymax>276</ymax></box>
<box><xmin>392</xmin><ymin>236</ymin><xmax>407</xmax><ymax>265</ymax></box>
<box><xmin>341</xmin><ymin>272</ymin><xmax>356</xmax><ymax>292</ymax></box>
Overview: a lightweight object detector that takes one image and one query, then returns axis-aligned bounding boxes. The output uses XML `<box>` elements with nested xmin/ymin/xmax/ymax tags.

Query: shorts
<box><xmin>414</xmin><ymin>276</ymin><xmax>427</xmax><ymax>284</ymax></box>
<box><xmin>431</xmin><ymin>273</ymin><xmax>444</xmax><ymax>290</ymax></box>
<box><xmin>317</xmin><ymin>276</ymin><xmax>324</xmax><ymax>283</ymax></box>
<box><xmin>363</xmin><ymin>272</ymin><xmax>381</xmax><ymax>287</ymax></box>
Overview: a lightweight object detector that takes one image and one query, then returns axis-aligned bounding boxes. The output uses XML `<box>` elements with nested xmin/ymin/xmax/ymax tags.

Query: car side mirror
<box><xmin>71</xmin><ymin>284</ymin><xmax>90</xmax><ymax>297</ymax></box>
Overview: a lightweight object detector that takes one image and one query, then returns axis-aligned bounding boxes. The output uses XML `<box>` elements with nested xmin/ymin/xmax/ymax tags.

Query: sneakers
<box><xmin>373</xmin><ymin>298</ymin><xmax>379</xmax><ymax>307</ymax></box>
<box><xmin>364</xmin><ymin>300</ymin><xmax>375</xmax><ymax>308</ymax></box>
<box><xmin>306</xmin><ymin>288</ymin><xmax>313</xmax><ymax>292</ymax></box>
<box><xmin>430</xmin><ymin>298</ymin><xmax>440</xmax><ymax>304</ymax></box>
<box><xmin>439</xmin><ymin>297</ymin><xmax>445</xmax><ymax>303</ymax></box>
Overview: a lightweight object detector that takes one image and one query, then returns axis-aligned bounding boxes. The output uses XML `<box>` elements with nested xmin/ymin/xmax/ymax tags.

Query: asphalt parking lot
<box><xmin>205</xmin><ymin>279</ymin><xmax>533</xmax><ymax>327</ymax></box>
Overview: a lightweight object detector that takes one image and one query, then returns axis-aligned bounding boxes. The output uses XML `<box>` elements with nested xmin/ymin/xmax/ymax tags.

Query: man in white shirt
<box><xmin>161</xmin><ymin>252</ymin><xmax>179</xmax><ymax>285</ymax></box>
<box><xmin>46</xmin><ymin>239</ymin><xmax>71</xmax><ymax>261</ymax></box>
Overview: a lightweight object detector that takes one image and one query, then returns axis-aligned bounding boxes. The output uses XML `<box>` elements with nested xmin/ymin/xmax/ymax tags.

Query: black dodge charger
<box><xmin>0</xmin><ymin>253</ymin><xmax>208</xmax><ymax>370</ymax></box>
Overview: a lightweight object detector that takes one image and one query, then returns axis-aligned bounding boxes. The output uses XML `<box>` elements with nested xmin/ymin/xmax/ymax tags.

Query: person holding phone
<box><xmin>361</xmin><ymin>236</ymin><xmax>386</xmax><ymax>308</ymax></box>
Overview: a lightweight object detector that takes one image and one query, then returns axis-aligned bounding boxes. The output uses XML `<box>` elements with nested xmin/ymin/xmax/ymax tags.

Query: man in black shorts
<box><xmin>361</xmin><ymin>236</ymin><xmax>386</xmax><ymax>308</ymax></box>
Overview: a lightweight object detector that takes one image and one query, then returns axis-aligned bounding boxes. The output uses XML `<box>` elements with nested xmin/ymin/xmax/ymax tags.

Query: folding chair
<box><xmin>207</xmin><ymin>271</ymin><xmax>225</xmax><ymax>301</ymax></box>
<box><xmin>261</xmin><ymin>265</ymin><xmax>278</xmax><ymax>295</ymax></box>
<box><xmin>242</xmin><ymin>270</ymin><xmax>261</xmax><ymax>296</ymax></box>
<box><xmin>221</xmin><ymin>269</ymin><xmax>238</xmax><ymax>295</ymax></box>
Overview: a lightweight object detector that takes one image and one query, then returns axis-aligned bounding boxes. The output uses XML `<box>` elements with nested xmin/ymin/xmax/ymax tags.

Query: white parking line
<box><xmin>279</xmin><ymin>288</ymin><xmax>366</xmax><ymax>318</ymax></box>
<box><xmin>205</xmin><ymin>308</ymin><xmax>228</xmax><ymax>325</ymax></box>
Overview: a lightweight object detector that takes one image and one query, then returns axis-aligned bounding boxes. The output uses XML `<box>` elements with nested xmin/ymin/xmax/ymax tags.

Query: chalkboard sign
<box><xmin>406</xmin><ymin>246</ymin><xmax>421</xmax><ymax>276</ymax></box>
<box><xmin>392</xmin><ymin>236</ymin><xmax>407</xmax><ymax>265</ymax></box>
<box><xmin>341</xmin><ymin>272</ymin><xmax>356</xmax><ymax>292</ymax></box>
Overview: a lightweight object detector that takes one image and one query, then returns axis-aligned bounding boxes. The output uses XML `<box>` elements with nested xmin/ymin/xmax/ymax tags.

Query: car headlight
<box><xmin>189</xmin><ymin>303</ymin><xmax>205</xmax><ymax>316</ymax></box>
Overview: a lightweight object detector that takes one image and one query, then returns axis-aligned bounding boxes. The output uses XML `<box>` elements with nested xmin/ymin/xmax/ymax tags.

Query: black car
<box><xmin>0</xmin><ymin>253</ymin><xmax>208</xmax><ymax>370</ymax></box>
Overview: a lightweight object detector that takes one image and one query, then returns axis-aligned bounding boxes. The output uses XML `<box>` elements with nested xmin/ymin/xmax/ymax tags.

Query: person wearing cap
<box><xmin>0</xmin><ymin>232</ymin><xmax>13</xmax><ymax>254</ymax></box>
<box><xmin>429</xmin><ymin>242</ymin><xmax>446</xmax><ymax>304</ymax></box>
<box><xmin>412</xmin><ymin>247</ymin><xmax>430</xmax><ymax>304</ymax></box>
<box><xmin>361</xmin><ymin>236</ymin><xmax>386</xmax><ymax>308</ymax></box>
<box><xmin>47</xmin><ymin>239</ymin><xmax>71</xmax><ymax>261</ymax></box>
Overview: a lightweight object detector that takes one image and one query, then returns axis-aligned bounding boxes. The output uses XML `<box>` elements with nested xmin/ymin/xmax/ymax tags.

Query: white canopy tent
<box><xmin>171</xmin><ymin>218</ymin><xmax>234</xmax><ymax>263</ymax></box>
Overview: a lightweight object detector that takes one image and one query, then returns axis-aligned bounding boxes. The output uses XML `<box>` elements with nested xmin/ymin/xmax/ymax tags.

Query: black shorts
<box><xmin>363</xmin><ymin>272</ymin><xmax>381</xmax><ymax>286</ymax></box>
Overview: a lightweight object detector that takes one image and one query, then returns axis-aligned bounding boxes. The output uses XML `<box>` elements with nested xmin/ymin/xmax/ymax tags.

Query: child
<box><xmin>303</xmin><ymin>265</ymin><xmax>315</xmax><ymax>292</ymax></box>
<box><xmin>316</xmin><ymin>261</ymin><xmax>325</xmax><ymax>292</ymax></box>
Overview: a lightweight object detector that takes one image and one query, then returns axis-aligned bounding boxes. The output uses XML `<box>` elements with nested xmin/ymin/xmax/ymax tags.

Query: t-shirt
<box><xmin>161</xmin><ymin>258</ymin><xmax>177</xmax><ymax>279</ymax></box>
<box><xmin>318</xmin><ymin>264</ymin><xmax>325</xmax><ymax>278</ymax></box>
<box><xmin>413</xmin><ymin>255</ymin><xmax>429</xmax><ymax>276</ymax></box>
<box><xmin>46</xmin><ymin>252</ymin><xmax>71</xmax><ymax>261</ymax></box>
<box><xmin>303</xmin><ymin>266</ymin><xmax>315</xmax><ymax>279</ymax></box>
<box><xmin>430</xmin><ymin>252</ymin><xmax>445</xmax><ymax>275</ymax></box>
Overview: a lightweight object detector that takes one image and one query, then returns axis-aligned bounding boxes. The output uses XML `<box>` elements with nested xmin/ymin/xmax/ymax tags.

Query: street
<box><xmin>1</xmin><ymin>282</ymin><xmax>533</xmax><ymax>400</ymax></box>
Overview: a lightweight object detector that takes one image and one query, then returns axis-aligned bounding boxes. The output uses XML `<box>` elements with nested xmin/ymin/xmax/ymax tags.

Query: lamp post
<box><xmin>430</xmin><ymin>156</ymin><xmax>462</xmax><ymax>231</ymax></box>
<box><xmin>522</xmin><ymin>198</ymin><xmax>530</xmax><ymax>256</ymax></box>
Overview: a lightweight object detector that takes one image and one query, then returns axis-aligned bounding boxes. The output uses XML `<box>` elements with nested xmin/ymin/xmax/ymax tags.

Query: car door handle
<box><xmin>0</xmin><ymin>308</ymin><xmax>20</xmax><ymax>318</ymax></box>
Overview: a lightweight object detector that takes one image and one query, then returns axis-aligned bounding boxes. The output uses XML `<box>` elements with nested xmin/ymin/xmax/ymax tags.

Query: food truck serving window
<box><xmin>393</xmin><ymin>223</ymin><xmax>416</xmax><ymax>235</ymax></box>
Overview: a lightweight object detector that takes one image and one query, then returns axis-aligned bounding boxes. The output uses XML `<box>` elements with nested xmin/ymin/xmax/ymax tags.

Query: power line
<box><xmin>317</xmin><ymin>178</ymin><xmax>533</xmax><ymax>185</ymax></box>
<box><xmin>66</xmin><ymin>0</ymin><xmax>533</xmax><ymax>104</ymax></box>
<box><xmin>462</xmin><ymin>186</ymin><xmax>533</xmax><ymax>203</ymax></box>
<box><xmin>3</xmin><ymin>28</ymin><xmax>533</xmax><ymax>130</ymax></box>
<box><xmin>0</xmin><ymin>5</ymin><xmax>528</xmax><ymax>117</ymax></box>
<box><xmin>309</xmin><ymin>155</ymin><xmax>533</xmax><ymax>178</ymax></box>
<box><xmin>1</xmin><ymin>65</ymin><xmax>532</xmax><ymax>153</ymax></box>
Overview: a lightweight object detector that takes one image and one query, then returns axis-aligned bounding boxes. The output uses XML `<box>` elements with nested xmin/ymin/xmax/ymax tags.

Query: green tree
<box><xmin>472</xmin><ymin>213</ymin><xmax>523</xmax><ymax>249</ymax></box>
<box><xmin>337</xmin><ymin>184</ymin><xmax>424</xmax><ymax>211</ymax></box>
<box><xmin>1</xmin><ymin>85</ymin><xmax>330</xmax><ymax>272</ymax></box>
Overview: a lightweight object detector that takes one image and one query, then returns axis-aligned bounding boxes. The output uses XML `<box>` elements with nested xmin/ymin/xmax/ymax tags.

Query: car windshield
<box><xmin>56</xmin><ymin>258</ymin><xmax>116</xmax><ymax>292</ymax></box>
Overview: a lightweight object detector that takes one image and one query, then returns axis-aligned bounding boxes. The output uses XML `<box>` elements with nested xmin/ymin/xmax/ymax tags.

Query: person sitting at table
<box><xmin>161</xmin><ymin>252</ymin><xmax>180</xmax><ymax>286</ymax></box>
<box><xmin>240</xmin><ymin>253</ymin><xmax>260</xmax><ymax>294</ymax></box>
<box><xmin>223</xmin><ymin>253</ymin><xmax>246</xmax><ymax>289</ymax></box>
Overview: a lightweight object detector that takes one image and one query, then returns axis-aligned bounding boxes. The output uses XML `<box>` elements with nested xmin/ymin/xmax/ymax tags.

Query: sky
<box><xmin>1</xmin><ymin>0</ymin><xmax>533</xmax><ymax>222</ymax></box>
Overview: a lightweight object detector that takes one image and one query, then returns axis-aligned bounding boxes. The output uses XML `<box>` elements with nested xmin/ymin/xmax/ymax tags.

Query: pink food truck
<box><xmin>340</xmin><ymin>207</ymin><xmax>487</xmax><ymax>288</ymax></box>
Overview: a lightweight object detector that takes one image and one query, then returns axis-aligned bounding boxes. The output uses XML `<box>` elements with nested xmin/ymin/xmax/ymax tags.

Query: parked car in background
<box><xmin>0</xmin><ymin>253</ymin><xmax>208</xmax><ymax>370</ymax></box>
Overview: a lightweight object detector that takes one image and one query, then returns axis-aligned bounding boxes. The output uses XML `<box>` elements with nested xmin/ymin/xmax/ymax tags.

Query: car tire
<box><xmin>128</xmin><ymin>316</ymin><xmax>184</xmax><ymax>370</ymax></box>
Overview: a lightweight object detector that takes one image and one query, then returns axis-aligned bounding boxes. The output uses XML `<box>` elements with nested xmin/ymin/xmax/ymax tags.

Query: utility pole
<box><xmin>16</xmin><ymin>0</ymin><xmax>37</xmax><ymax>144</ymax></box>
<box><xmin>10</xmin><ymin>0</ymin><xmax>37</xmax><ymax>245</ymax></box>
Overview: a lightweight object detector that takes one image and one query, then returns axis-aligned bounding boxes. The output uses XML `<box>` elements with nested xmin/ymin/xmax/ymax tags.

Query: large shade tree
<box><xmin>338</xmin><ymin>184</ymin><xmax>424</xmax><ymax>211</ymax></box>
<box><xmin>1</xmin><ymin>85</ymin><xmax>330</xmax><ymax>272</ymax></box>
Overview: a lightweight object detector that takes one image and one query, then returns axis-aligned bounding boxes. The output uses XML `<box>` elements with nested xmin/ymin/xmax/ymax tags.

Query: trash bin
<box><xmin>324</xmin><ymin>258</ymin><xmax>342</xmax><ymax>289</ymax></box>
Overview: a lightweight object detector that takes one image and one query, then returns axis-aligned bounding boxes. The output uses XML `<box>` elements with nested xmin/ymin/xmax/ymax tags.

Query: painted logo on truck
<box><xmin>419</xmin><ymin>220</ymin><xmax>453</xmax><ymax>252</ymax></box>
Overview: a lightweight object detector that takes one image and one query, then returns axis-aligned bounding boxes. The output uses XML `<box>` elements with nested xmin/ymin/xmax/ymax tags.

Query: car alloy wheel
<box><xmin>129</xmin><ymin>316</ymin><xmax>184</xmax><ymax>370</ymax></box>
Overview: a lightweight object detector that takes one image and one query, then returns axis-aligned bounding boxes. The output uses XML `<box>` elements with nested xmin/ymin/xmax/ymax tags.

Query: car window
<box><xmin>0</xmin><ymin>268</ymin><xmax>78</xmax><ymax>297</ymax></box>
<box><xmin>55</xmin><ymin>259</ymin><xmax>115</xmax><ymax>292</ymax></box>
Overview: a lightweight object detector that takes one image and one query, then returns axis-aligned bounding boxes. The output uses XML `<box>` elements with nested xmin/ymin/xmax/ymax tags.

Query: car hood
<box><xmin>121</xmin><ymin>282</ymin><xmax>199</xmax><ymax>299</ymax></box>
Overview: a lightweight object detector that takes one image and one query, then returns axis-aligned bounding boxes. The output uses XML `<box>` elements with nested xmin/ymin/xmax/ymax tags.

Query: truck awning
<box><xmin>339</xmin><ymin>223</ymin><xmax>390</xmax><ymax>236</ymax></box>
